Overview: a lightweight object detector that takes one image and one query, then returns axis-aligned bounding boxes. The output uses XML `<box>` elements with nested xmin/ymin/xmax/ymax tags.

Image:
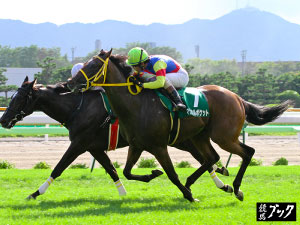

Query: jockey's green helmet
<box><xmin>126</xmin><ymin>47</ymin><xmax>149</xmax><ymax>66</ymax></box>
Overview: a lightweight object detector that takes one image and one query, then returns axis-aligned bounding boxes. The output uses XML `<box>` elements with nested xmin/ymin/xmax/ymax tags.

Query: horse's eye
<box><xmin>87</xmin><ymin>62</ymin><xmax>98</xmax><ymax>71</ymax></box>
<box><xmin>91</xmin><ymin>61</ymin><xmax>97</xmax><ymax>66</ymax></box>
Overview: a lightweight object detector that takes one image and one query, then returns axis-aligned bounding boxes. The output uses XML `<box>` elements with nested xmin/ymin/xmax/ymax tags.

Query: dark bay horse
<box><xmin>0</xmin><ymin>77</ymin><xmax>231</xmax><ymax>200</ymax></box>
<box><xmin>67</xmin><ymin>49</ymin><xmax>291</xmax><ymax>202</ymax></box>
<box><xmin>0</xmin><ymin>76</ymin><xmax>128</xmax><ymax>199</ymax></box>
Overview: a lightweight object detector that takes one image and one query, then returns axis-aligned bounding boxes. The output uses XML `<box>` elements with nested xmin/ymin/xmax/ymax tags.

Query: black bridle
<box><xmin>4</xmin><ymin>87</ymin><xmax>36</xmax><ymax>124</ymax></box>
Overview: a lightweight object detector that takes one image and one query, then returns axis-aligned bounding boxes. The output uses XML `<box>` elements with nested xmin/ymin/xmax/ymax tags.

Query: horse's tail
<box><xmin>241</xmin><ymin>99</ymin><xmax>293</xmax><ymax>125</ymax></box>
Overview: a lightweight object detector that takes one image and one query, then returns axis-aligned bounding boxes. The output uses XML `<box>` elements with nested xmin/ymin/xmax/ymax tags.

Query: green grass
<box><xmin>0</xmin><ymin>133</ymin><xmax>69</xmax><ymax>138</ymax></box>
<box><xmin>0</xmin><ymin>160</ymin><xmax>15</xmax><ymax>169</ymax></box>
<box><xmin>0</xmin><ymin>166</ymin><xmax>299</xmax><ymax>225</ymax></box>
<box><xmin>249</xmin><ymin>132</ymin><xmax>297</xmax><ymax>136</ymax></box>
<box><xmin>33</xmin><ymin>161</ymin><xmax>51</xmax><ymax>169</ymax></box>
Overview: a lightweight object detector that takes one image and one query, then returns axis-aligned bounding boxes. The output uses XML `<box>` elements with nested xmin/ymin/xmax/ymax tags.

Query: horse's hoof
<box><xmin>235</xmin><ymin>190</ymin><xmax>244</xmax><ymax>201</ymax></box>
<box><xmin>221</xmin><ymin>184</ymin><xmax>233</xmax><ymax>193</ymax></box>
<box><xmin>184</xmin><ymin>191</ymin><xmax>194</xmax><ymax>202</ymax></box>
<box><xmin>221</xmin><ymin>167</ymin><xmax>229</xmax><ymax>176</ymax></box>
<box><xmin>186</xmin><ymin>196</ymin><xmax>195</xmax><ymax>202</ymax></box>
<box><xmin>26</xmin><ymin>195</ymin><xmax>35</xmax><ymax>200</ymax></box>
<box><xmin>151</xmin><ymin>169</ymin><xmax>163</xmax><ymax>177</ymax></box>
<box><xmin>226</xmin><ymin>185</ymin><xmax>233</xmax><ymax>193</ymax></box>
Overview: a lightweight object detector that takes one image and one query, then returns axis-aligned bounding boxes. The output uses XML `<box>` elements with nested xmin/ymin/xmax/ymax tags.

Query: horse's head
<box><xmin>0</xmin><ymin>76</ymin><xmax>37</xmax><ymax>128</ymax></box>
<box><xmin>67</xmin><ymin>49</ymin><xmax>113</xmax><ymax>92</ymax></box>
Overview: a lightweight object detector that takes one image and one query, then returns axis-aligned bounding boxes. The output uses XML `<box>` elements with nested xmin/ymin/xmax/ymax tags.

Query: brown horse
<box><xmin>0</xmin><ymin>77</ymin><xmax>231</xmax><ymax>200</ymax></box>
<box><xmin>67</xmin><ymin>49</ymin><xmax>291</xmax><ymax>202</ymax></box>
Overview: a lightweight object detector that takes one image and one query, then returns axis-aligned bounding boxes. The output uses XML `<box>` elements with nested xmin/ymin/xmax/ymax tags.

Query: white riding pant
<box><xmin>141</xmin><ymin>67</ymin><xmax>189</xmax><ymax>89</ymax></box>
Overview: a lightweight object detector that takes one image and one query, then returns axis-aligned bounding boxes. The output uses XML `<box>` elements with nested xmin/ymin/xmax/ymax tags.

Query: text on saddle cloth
<box><xmin>155</xmin><ymin>87</ymin><xmax>210</xmax><ymax>118</ymax></box>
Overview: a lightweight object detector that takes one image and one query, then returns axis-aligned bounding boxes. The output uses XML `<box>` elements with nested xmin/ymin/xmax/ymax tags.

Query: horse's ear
<box><xmin>23</xmin><ymin>76</ymin><xmax>29</xmax><ymax>84</ymax></box>
<box><xmin>29</xmin><ymin>78</ymin><xmax>37</xmax><ymax>89</ymax></box>
<box><xmin>108</xmin><ymin>48</ymin><xmax>113</xmax><ymax>57</ymax></box>
<box><xmin>103</xmin><ymin>48</ymin><xmax>113</xmax><ymax>59</ymax></box>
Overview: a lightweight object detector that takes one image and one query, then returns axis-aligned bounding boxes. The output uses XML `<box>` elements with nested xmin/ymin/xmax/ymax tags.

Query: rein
<box><xmin>79</xmin><ymin>56</ymin><xmax>142</xmax><ymax>95</ymax></box>
<box><xmin>63</xmin><ymin>92</ymin><xmax>84</xmax><ymax>128</ymax></box>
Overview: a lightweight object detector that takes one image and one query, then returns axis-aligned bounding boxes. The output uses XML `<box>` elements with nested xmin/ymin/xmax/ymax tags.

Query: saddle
<box><xmin>155</xmin><ymin>87</ymin><xmax>210</xmax><ymax>145</ymax></box>
<box><xmin>155</xmin><ymin>87</ymin><xmax>210</xmax><ymax>118</ymax></box>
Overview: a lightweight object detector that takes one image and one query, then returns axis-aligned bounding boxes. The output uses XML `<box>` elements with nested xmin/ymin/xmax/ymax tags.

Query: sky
<box><xmin>1</xmin><ymin>0</ymin><xmax>300</xmax><ymax>25</ymax></box>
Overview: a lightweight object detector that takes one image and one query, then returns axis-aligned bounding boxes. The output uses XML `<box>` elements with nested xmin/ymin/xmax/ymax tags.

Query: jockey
<box><xmin>71</xmin><ymin>63</ymin><xmax>84</xmax><ymax>78</ymax></box>
<box><xmin>126</xmin><ymin>47</ymin><xmax>188</xmax><ymax>111</ymax></box>
<box><xmin>70</xmin><ymin>63</ymin><xmax>104</xmax><ymax>91</ymax></box>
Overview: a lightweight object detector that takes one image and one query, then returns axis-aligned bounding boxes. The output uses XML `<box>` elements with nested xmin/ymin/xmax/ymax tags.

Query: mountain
<box><xmin>1</xmin><ymin>7</ymin><xmax>300</xmax><ymax>61</ymax></box>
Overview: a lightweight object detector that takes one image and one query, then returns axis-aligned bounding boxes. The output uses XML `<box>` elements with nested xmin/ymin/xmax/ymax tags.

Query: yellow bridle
<box><xmin>79</xmin><ymin>55</ymin><xmax>142</xmax><ymax>95</ymax></box>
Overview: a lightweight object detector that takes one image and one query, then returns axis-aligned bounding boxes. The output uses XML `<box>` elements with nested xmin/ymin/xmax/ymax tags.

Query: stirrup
<box><xmin>174</xmin><ymin>103</ymin><xmax>186</xmax><ymax>111</ymax></box>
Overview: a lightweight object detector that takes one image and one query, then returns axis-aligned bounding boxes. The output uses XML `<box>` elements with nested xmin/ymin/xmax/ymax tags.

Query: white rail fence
<box><xmin>1</xmin><ymin>111</ymin><xmax>300</xmax><ymax>125</ymax></box>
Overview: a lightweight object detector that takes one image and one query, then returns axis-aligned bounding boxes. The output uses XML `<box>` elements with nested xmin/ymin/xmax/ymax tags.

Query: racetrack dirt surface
<box><xmin>0</xmin><ymin>135</ymin><xmax>299</xmax><ymax>169</ymax></box>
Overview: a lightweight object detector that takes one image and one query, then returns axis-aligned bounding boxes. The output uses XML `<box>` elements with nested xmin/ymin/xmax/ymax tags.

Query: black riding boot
<box><xmin>166</xmin><ymin>85</ymin><xmax>186</xmax><ymax>111</ymax></box>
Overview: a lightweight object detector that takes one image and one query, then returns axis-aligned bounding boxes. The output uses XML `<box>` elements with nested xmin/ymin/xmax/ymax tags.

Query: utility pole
<box><xmin>241</xmin><ymin>50</ymin><xmax>247</xmax><ymax>76</ymax></box>
<box><xmin>71</xmin><ymin>47</ymin><xmax>76</xmax><ymax>62</ymax></box>
<box><xmin>195</xmin><ymin>45</ymin><xmax>200</xmax><ymax>58</ymax></box>
<box><xmin>148</xmin><ymin>42</ymin><xmax>156</xmax><ymax>48</ymax></box>
<box><xmin>95</xmin><ymin>40</ymin><xmax>101</xmax><ymax>51</ymax></box>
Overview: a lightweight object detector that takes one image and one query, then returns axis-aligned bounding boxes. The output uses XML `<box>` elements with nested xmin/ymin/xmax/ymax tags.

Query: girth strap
<box><xmin>63</xmin><ymin>92</ymin><xmax>84</xmax><ymax>128</ymax></box>
<box><xmin>169</xmin><ymin>111</ymin><xmax>180</xmax><ymax>145</ymax></box>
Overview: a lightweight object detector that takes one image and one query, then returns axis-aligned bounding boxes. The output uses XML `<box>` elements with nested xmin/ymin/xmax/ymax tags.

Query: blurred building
<box><xmin>1</xmin><ymin>68</ymin><xmax>42</xmax><ymax>97</ymax></box>
<box><xmin>95</xmin><ymin>39</ymin><xmax>102</xmax><ymax>51</ymax></box>
<box><xmin>148</xmin><ymin>42</ymin><xmax>156</xmax><ymax>48</ymax></box>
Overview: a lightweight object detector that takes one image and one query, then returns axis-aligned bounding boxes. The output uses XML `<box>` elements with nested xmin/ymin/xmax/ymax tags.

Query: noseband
<box><xmin>6</xmin><ymin>87</ymin><xmax>35</xmax><ymax>123</ymax></box>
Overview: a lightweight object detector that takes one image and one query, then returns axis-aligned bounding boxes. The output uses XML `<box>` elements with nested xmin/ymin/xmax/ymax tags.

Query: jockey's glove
<box><xmin>132</xmin><ymin>79</ymin><xmax>143</xmax><ymax>88</ymax></box>
<box><xmin>130</xmin><ymin>76</ymin><xmax>143</xmax><ymax>88</ymax></box>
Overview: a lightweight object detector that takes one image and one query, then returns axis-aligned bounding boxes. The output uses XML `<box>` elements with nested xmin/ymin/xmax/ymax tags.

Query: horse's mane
<box><xmin>109</xmin><ymin>54</ymin><xmax>133</xmax><ymax>78</ymax></box>
<box><xmin>32</xmin><ymin>83</ymin><xmax>44</xmax><ymax>91</ymax></box>
<box><xmin>46</xmin><ymin>82</ymin><xmax>70</xmax><ymax>93</ymax></box>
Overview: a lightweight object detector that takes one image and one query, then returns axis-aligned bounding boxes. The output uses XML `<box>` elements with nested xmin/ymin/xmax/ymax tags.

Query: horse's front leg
<box><xmin>123</xmin><ymin>145</ymin><xmax>163</xmax><ymax>182</ymax></box>
<box><xmin>26</xmin><ymin>141</ymin><xmax>84</xmax><ymax>200</ymax></box>
<box><xmin>152</xmin><ymin>146</ymin><xmax>196</xmax><ymax>202</ymax></box>
<box><xmin>185</xmin><ymin>135</ymin><xmax>220</xmax><ymax>191</ymax></box>
<box><xmin>90</xmin><ymin>150</ymin><xmax>126</xmax><ymax>196</ymax></box>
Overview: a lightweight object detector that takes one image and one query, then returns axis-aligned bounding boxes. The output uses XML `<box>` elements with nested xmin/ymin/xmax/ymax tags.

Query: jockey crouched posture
<box><xmin>126</xmin><ymin>47</ymin><xmax>189</xmax><ymax>111</ymax></box>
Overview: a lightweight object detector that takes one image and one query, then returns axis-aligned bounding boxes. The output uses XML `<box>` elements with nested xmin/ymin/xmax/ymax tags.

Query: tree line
<box><xmin>188</xmin><ymin>69</ymin><xmax>300</xmax><ymax>107</ymax></box>
<box><xmin>0</xmin><ymin>44</ymin><xmax>299</xmax><ymax>107</ymax></box>
<box><xmin>186</xmin><ymin>58</ymin><xmax>300</xmax><ymax>77</ymax></box>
